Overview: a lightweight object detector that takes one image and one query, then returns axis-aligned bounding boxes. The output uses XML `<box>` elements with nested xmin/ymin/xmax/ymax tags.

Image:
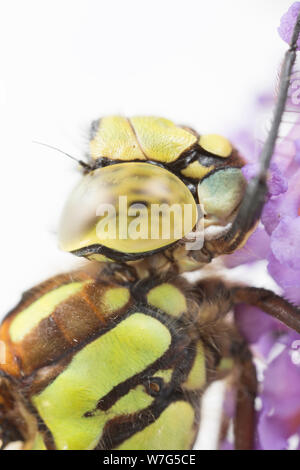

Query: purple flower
<box><xmin>267</xmin><ymin>163</ymin><xmax>288</xmax><ymax>196</ymax></box>
<box><xmin>278</xmin><ymin>2</ymin><xmax>300</xmax><ymax>50</ymax></box>
<box><xmin>295</xmin><ymin>139</ymin><xmax>300</xmax><ymax>163</ymax></box>
<box><xmin>242</xmin><ymin>162</ymin><xmax>288</xmax><ymax>196</ymax></box>
<box><xmin>262</xmin><ymin>167</ymin><xmax>300</xmax><ymax>234</ymax></box>
<box><xmin>270</xmin><ymin>216</ymin><xmax>300</xmax><ymax>270</ymax></box>
<box><xmin>224</xmin><ymin>227</ymin><xmax>271</xmax><ymax>268</ymax></box>
<box><xmin>226</xmin><ymin>120</ymin><xmax>300</xmax><ymax>308</ymax></box>
<box><xmin>235</xmin><ymin>304</ymin><xmax>285</xmax><ymax>347</ymax></box>
<box><xmin>258</xmin><ymin>335</ymin><xmax>300</xmax><ymax>450</ymax></box>
<box><xmin>268</xmin><ymin>252</ymin><xmax>300</xmax><ymax>305</ymax></box>
<box><xmin>226</xmin><ymin>136</ymin><xmax>300</xmax><ymax>449</ymax></box>
<box><xmin>221</xmin><ymin>6</ymin><xmax>300</xmax><ymax>449</ymax></box>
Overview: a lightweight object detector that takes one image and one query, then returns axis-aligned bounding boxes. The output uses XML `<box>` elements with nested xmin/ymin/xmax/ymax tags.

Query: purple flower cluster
<box><xmin>223</xmin><ymin>4</ymin><xmax>300</xmax><ymax>450</ymax></box>
<box><xmin>278</xmin><ymin>2</ymin><xmax>300</xmax><ymax>50</ymax></box>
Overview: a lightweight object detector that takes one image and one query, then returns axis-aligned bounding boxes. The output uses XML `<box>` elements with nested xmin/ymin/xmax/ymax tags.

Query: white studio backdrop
<box><xmin>0</xmin><ymin>0</ymin><xmax>289</xmax><ymax>313</ymax></box>
<box><xmin>0</xmin><ymin>0</ymin><xmax>293</xmax><ymax>450</ymax></box>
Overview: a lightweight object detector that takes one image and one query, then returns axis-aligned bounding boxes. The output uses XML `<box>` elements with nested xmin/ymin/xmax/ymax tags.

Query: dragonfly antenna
<box><xmin>32</xmin><ymin>141</ymin><xmax>92</xmax><ymax>170</ymax></box>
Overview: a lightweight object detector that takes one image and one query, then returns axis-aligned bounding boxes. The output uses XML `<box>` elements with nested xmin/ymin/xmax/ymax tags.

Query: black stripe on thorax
<box><xmin>94</xmin><ymin>341</ymin><xmax>199</xmax><ymax>450</ymax></box>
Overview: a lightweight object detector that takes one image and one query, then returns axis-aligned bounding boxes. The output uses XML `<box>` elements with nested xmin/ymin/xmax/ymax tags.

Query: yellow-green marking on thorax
<box><xmin>100</xmin><ymin>287</ymin><xmax>130</xmax><ymax>315</ymax></box>
<box><xmin>9</xmin><ymin>281</ymin><xmax>91</xmax><ymax>343</ymax></box>
<box><xmin>147</xmin><ymin>283</ymin><xmax>187</xmax><ymax>317</ymax></box>
<box><xmin>30</xmin><ymin>385</ymin><xmax>154</xmax><ymax>451</ymax></box>
<box><xmin>117</xmin><ymin>401</ymin><xmax>195</xmax><ymax>450</ymax></box>
<box><xmin>32</xmin><ymin>313</ymin><xmax>171</xmax><ymax>450</ymax></box>
<box><xmin>153</xmin><ymin>369</ymin><xmax>173</xmax><ymax>383</ymax></box>
<box><xmin>183</xmin><ymin>340</ymin><xmax>206</xmax><ymax>390</ymax></box>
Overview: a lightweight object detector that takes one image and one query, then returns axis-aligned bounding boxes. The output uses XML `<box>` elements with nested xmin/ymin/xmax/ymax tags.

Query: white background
<box><xmin>0</xmin><ymin>0</ymin><xmax>294</xmax><ymax>450</ymax></box>
<box><xmin>0</xmin><ymin>0</ymin><xmax>290</xmax><ymax>315</ymax></box>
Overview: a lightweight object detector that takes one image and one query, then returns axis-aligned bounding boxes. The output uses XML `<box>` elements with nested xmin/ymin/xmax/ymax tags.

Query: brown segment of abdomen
<box><xmin>0</xmin><ymin>271</ymin><xmax>132</xmax><ymax>377</ymax></box>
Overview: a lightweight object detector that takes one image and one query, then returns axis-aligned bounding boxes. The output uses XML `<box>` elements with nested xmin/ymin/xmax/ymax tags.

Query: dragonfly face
<box><xmin>58</xmin><ymin>116</ymin><xmax>247</xmax><ymax>265</ymax></box>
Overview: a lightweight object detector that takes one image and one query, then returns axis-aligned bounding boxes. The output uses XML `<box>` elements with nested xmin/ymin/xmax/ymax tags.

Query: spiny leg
<box><xmin>224</xmin><ymin>10</ymin><xmax>300</xmax><ymax>252</ymax></box>
<box><xmin>0</xmin><ymin>380</ymin><xmax>22</xmax><ymax>450</ymax></box>
<box><xmin>195</xmin><ymin>279</ymin><xmax>299</xmax><ymax>449</ymax></box>
<box><xmin>193</xmin><ymin>279</ymin><xmax>257</xmax><ymax>449</ymax></box>
<box><xmin>229</xmin><ymin>340</ymin><xmax>257</xmax><ymax>450</ymax></box>
<box><xmin>0</xmin><ymin>418</ymin><xmax>22</xmax><ymax>450</ymax></box>
<box><xmin>228</xmin><ymin>286</ymin><xmax>300</xmax><ymax>447</ymax></box>
<box><xmin>195</xmin><ymin>278</ymin><xmax>300</xmax><ymax>334</ymax></box>
<box><xmin>232</xmin><ymin>286</ymin><xmax>300</xmax><ymax>334</ymax></box>
<box><xmin>213</xmin><ymin>335</ymin><xmax>257</xmax><ymax>450</ymax></box>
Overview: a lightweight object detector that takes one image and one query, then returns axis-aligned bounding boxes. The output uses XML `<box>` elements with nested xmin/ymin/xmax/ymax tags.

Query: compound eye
<box><xmin>58</xmin><ymin>162</ymin><xmax>197</xmax><ymax>257</ymax></box>
<box><xmin>199</xmin><ymin>134</ymin><xmax>232</xmax><ymax>158</ymax></box>
<box><xmin>197</xmin><ymin>167</ymin><xmax>246</xmax><ymax>230</ymax></box>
